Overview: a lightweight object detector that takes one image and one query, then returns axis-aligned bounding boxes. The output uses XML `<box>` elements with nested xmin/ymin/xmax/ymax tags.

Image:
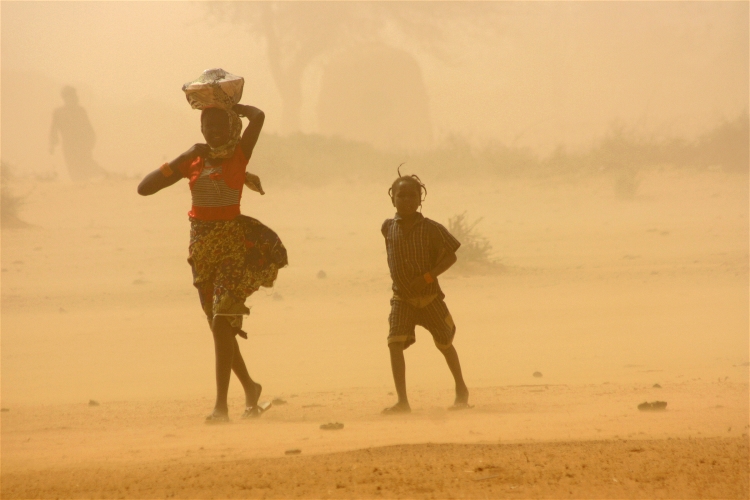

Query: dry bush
<box><xmin>447</xmin><ymin>212</ymin><xmax>500</xmax><ymax>272</ymax></box>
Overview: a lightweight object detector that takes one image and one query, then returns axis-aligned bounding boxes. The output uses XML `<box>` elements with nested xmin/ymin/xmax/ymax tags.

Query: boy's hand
<box><xmin>409</xmin><ymin>275</ymin><xmax>429</xmax><ymax>294</ymax></box>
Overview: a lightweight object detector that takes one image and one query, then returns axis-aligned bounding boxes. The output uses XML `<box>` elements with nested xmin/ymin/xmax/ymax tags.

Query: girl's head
<box><xmin>200</xmin><ymin>107</ymin><xmax>243</xmax><ymax>159</ymax></box>
<box><xmin>389</xmin><ymin>166</ymin><xmax>427</xmax><ymax>216</ymax></box>
<box><xmin>201</xmin><ymin>108</ymin><xmax>232</xmax><ymax>149</ymax></box>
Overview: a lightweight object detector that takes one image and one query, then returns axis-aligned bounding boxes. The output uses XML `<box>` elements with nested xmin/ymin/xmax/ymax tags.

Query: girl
<box><xmin>138</xmin><ymin>101</ymin><xmax>287</xmax><ymax>423</ymax></box>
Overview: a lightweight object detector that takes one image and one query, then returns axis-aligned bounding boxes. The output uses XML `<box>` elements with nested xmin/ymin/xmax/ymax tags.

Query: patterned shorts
<box><xmin>188</xmin><ymin>216</ymin><xmax>288</xmax><ymax>324</ymax></box>
<box><xmin>388</xmin><ymin>297</ymin><xmax>456</xmax><ymax>350</ymax></box>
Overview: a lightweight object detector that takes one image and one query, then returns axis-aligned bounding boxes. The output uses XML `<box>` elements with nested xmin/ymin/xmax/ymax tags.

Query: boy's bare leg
<box><xmin>386</xmin><ymin>342</ymin><xmax>411</xmax><ymax>412</ymax></box>
<box><xmin>439</xmin><ymin>345</ymin><xmax>469</xmax><ymax>405</ymax></box>
<box><xmin>230</xmin><ymin>337</ymin><xmax>262</xmax><ymax>408</ymax></box>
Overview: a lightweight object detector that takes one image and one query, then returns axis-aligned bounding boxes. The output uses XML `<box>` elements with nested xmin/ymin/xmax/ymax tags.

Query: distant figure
<box><xmin>49</xmin><ymin>86</ymin><xmax>106</xmax><ymax>181</ymax></box>
<box><xmin>317</xmin><ymin>44</ymin><xmax>432</xmax><ymax>150</ymax></box>
<box><xmin>380</xmin><ymin>170</ymin><xmax>470</xmax><ymax>414</ymax></box>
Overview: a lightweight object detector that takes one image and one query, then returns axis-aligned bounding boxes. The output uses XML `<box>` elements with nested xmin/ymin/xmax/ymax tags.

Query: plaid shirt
<box><xmin>381</xmin><ymin>213</ymin><xmax>461</xmax><ymax>300</ymax></box>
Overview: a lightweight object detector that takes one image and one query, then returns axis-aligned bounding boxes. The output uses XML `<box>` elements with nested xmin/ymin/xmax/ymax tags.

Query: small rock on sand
<box><xmin>317</xmin><ymin>270</ymin><xmax>327</xmax><ymax>279</ymax></box>
<box><xmin>638</xmin><ymin>401</ymin><xmax>667</xmax><ymax>411</ymax></box>
<box><xmin>653</xmin><ymin>383</ymin><xmax>662</xmax><ymax>388</ymax></box>
<box><xmin>533</xmin><ymin>371</ymin><xmax>543</xmax><ymax>378</ymax></box>
<box><xmin>88</xmin><ymin>400</ymin><xmax>100</xmax><ymax>406</ymax></box>
<box><xmin>285</xmin><ymin>449</ymin><xmax>302</xmax><ymax>455</ymax></box>
<box><xmin>320</xmin><ymin>422</ymin><xmax>344</xmax><ymax>430</ymax></box>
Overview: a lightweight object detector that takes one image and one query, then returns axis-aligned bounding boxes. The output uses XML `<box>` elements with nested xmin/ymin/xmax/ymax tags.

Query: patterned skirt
<box><xmin>187</xmin><ymin>215</ymin><xmax>288</xmax><ymax>333</ymax></box>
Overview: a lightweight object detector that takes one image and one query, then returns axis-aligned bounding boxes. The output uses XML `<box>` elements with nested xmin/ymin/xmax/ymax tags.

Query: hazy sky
<box><xmin>1</xmin><ymin>1</ymin><xmax>748</xmax><ymax>173</ymax></box>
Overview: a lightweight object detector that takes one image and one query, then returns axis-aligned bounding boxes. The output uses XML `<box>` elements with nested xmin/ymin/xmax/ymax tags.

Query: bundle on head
<box><xmin>182</xmin><ymin>68</ymin><xmax>244</xmax><ymax>111</ymax></box>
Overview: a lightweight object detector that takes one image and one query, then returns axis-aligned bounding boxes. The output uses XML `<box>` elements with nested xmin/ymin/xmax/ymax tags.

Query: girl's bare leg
<box><xmin>211</xmin><ymin>316</ymin><xmax>235</xmax><ymax>416</ymax></box>
<box><xmin>230</xmin><ymin>336</ymin><xmax>261</xmax><ymax>408</ymax></box>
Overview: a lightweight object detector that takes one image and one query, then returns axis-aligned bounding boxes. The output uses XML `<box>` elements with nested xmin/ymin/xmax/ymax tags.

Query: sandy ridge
<box><xmin>2</xmin><ymin>438</ymin><xmax>748</xmax><ymax>499</ymax></box>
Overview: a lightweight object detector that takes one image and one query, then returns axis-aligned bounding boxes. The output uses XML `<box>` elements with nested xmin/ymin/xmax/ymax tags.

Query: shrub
<box><xmin>446</xmin><ymin>212</ymin><xmax>499</xmax><ymax>271</ymax></box>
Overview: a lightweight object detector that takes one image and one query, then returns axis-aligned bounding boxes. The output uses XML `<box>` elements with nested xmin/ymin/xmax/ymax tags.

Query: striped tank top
<box><xmin>178</xmin><ymin>145</ymin><xmax>249</xmax><ymax>220</ymax></box>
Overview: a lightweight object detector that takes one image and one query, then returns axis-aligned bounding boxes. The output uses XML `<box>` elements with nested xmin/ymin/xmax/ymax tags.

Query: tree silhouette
<box><xmin>208</xmin><ymin>2</ymin><xmax>502</xmax><ymax>134</ymax></box>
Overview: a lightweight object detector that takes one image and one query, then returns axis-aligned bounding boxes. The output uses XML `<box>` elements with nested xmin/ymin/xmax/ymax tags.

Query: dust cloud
<box><xmin>1</xmin><ymin>2</ymin><xmax>749</xmax><ymax>498</ymax></box>
<box><xmin>1</xmin><ymin>2</ymin><xmax>747</xmax><ymax>174</ymax></box>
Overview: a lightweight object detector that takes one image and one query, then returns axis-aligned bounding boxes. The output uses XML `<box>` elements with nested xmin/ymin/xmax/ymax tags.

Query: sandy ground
<box><xmin>1</xmin><ymin>169</ymin><xmax>748</xmax><ymax>498</ymax></box>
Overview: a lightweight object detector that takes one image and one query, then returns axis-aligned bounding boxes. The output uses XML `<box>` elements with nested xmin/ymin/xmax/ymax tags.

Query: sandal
<box><xmin>241</xmin><ymin>400</ymin><xmax>272</xmax><ymax>419</ymax></box>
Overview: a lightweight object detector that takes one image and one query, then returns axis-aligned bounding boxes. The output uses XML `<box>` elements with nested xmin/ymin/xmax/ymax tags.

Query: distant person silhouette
<box><xmin>49</xmin><ymin>86</ymin><xmax>106</xmax><ymax>181</ymax></box>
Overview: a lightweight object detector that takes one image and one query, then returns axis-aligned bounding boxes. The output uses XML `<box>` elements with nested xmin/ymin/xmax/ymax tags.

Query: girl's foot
<box><xmin>245</xmin><ymin>382</ymin><xmax>262</xmax><ymax>408</ymax></box>
<box><xmin>205</xmin><ymin>410</ymin><xmax>230</xmax><ymax>424</ymax></box>
<box><xmin>241</xmin><ymin>382</ymin><xmax>265</xmax><ymax>419</ymax></box>
<box><xmin>382</xmin><ymin>402</ymin><xmax>411</xmax><ymax>415</ymax></box>
<box><xmin>241</xmin><ymin>401</ymin><xmax>272</xmax><ymax>419</ymax></box>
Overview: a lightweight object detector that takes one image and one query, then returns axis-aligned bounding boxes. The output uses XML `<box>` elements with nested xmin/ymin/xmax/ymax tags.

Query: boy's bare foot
<box><xmin>455</xmin><ymin>386</ymin><xmax>469</xmax><ymax>405</ymax></box>
<box><xmin>448</xmin><ymin>386</ymin><xmax>472</xmax><ymax>410</ymax></box>
<box><xmin>382</xmin><ymin>402</ymin><xmax>411</xmax><ymax>415</ymax></box>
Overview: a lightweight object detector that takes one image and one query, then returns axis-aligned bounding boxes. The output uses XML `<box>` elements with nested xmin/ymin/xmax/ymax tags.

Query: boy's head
<box><xmin>389</xmin><ymin>168</ymin><xmax>427</xmax><ymax>216</ymax></box>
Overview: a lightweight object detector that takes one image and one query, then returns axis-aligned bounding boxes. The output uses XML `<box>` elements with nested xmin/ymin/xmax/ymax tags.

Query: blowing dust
<box><xmin>1</xmin><ymin>2</ymin><xmax>749</xmax><ymax>499</ymax></box>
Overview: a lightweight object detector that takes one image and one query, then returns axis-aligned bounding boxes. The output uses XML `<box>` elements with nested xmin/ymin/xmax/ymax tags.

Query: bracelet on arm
<box><xmin>159</xmin><ymin>162</ymin><xmax>173</xmax><ymax>177</ymax></box>
<box><xmin>423</xmin><ymin>272</ymin><xmax>434</xmax><ymax>284</ymax></box>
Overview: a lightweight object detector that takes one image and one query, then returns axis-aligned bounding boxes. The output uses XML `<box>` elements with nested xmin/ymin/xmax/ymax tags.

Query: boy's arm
<box><xmin>408</xmin><ymin>247</ymin><xmax>457</xmax><ymax>294</ymax></box>
<box><xmin>429</xmin><ymin>247</ymin><xmax>458</xmax><ymax>279</ymax></box>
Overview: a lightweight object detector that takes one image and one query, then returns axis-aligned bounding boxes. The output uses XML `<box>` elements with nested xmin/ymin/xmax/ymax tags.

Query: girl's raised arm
<box><xmin>137</xmin><ymin>143</ymin><xmax>209</xmax><ymax>196</ymax></box>
<box><xmin>233</xmin><ymin>104</ymin><xmax>265</xmax><ymax>159</ymax></box>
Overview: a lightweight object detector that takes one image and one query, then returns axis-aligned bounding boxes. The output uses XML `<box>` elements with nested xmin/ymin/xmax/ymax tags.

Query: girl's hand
<box><xmin>232</xmin><ymin>104</ymin><xmax>250</xmax><ymax>118</ymax></box>
<box><xmin>244</xmin><ymin>172</ymin><xmax>265</xmax><ymax>195</ymax></box>
<box><xmin>184</xmin><ymin>143</ymin><xmax>211</xmax><ymax>161</ymax></box>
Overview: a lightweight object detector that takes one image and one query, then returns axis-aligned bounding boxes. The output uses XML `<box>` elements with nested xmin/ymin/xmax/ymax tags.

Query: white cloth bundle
<box><xmin>182</xmin><ymin>68</ymin><xmax>244</xmax><ymax>110</ymax></box>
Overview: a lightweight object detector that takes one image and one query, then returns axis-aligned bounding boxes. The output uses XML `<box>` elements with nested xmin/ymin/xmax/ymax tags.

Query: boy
<box><xmin>381</xmin><ymin>172</ymin><xmax>470</xmax><ymax>414</ymax></box>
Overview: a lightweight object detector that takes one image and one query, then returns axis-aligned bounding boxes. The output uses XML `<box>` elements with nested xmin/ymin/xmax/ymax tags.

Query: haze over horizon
<box><xmin>1</xmin><ymin>1</ymin><xmax>747</xmax><ymax>176</ymax></box>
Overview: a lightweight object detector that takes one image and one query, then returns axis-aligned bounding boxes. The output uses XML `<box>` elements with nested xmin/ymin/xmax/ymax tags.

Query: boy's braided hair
<box><xmin>388</xmin><ymin>163</ymin><xmax>427</xmax><ymax>203</ymax></box>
